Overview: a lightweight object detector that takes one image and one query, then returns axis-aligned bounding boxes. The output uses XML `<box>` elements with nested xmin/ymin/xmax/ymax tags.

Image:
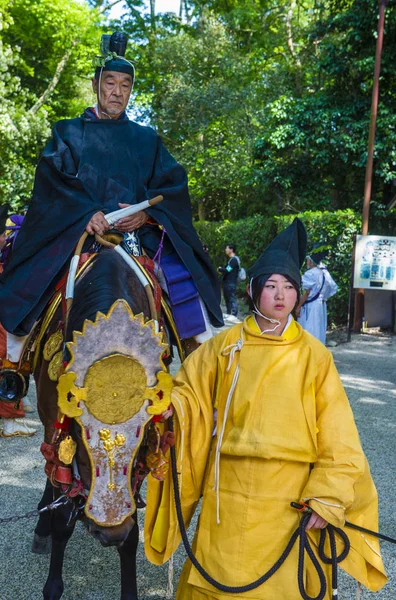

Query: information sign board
<box><xmin>354</xmin><ymin>235</ymin><xmax>396</xmax><ymax>290</ymax></box>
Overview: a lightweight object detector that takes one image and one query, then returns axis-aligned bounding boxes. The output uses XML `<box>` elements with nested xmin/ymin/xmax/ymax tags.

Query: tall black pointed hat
<box><xmin>309</xmin><ymin>242</ymin><xmax>328</xmax><ymax>264</ymax></box>
<box><xmin>247</xmin><ymin>217</ymin><xmax>307</xmax><ymax>285</ymax></box>
<box><xmin>93</xmin><ymin>32</ymin><xmax>135</xmax><ymax>79</ymax></box>
<box><xmin>0</xmin><ymin>203</ymin><xmax>10</xmax><ymax>234</ymax></box>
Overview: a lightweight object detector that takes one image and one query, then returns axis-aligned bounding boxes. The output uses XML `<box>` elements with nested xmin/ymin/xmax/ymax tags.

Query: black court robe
<box><xmin>0</xmin><ymin>114</ymin><xmax>223</xmax><ymax>335</ymax></box>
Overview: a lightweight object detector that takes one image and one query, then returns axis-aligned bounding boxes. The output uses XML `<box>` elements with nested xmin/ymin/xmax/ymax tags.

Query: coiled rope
<box><xmin>168</xmin><ymin>417</ymin><xmax>350</xmax><ymax>599</ymax></box>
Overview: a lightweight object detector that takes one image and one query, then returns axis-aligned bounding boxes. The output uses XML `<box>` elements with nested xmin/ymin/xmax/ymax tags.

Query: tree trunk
<box><xmin>276</xmin><ymin>188</ymin><xmax>283</xmax><ymax>215</ymax></box>
<box><xmin>285</xmin><ymin>0</ymin><xmax>302</xmax><ymax>93</ymax></box>
<box><xmin>29</xmin><ymin>41</ymin><xmax>77</xmax><ymax>115</ymax></box>
<box><xmin>198</xmin><ymin>200</ymin><xmax>206</xmax><ymax>221</ymax></box>
<box><xmin>184</xmin><ymin>0</ymin><xmax>191</xmax><ymax>24</ymax></box>
<box><xmin>99</xmin><ymin>0</ymin><xmax>123</xmax><ymax>14</ymax></box>
<box><xmin>150</xmin><ymin>0</ymin><xmax>156</xmax><ymax>31</ymax></box>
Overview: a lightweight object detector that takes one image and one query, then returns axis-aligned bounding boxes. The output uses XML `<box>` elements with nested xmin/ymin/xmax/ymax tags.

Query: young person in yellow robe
<box><xmin>144</xmin><ymin>218</ymin><xmax>387</xmax><ymax>600</ymax></box>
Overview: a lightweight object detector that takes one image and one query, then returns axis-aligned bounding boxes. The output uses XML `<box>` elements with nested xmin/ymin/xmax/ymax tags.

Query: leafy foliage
<box><xmin>196</xmin><ymin>209</ymin><xmax>396</xmax><ymax>325</ymax></box>
<box><xmin>120</xmin><ymin>0</ymin><xmax>396</xmax><ymax>220</ymax></box>
<box><xmin>0</xmin><ymin>0</ymin><xmax>395</xmax><ymax>261</ymax></box>
<box><xmin>253</xmin><ymin>0</ymin><xmax>396</xmax><ymax>214</ymax></box>
<box><xmin>0</xmin><ymin>0</ymin><xmax>101</xmax><ymax>208</ymax></box>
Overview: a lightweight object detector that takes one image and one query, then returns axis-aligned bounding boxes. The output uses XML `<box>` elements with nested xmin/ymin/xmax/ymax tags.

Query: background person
<box><xmin>0</xmin><ymin>204</ymin><xmax>36</xmax><ymax>437</ymax></box>
<box><xmin>218</xmin><ymin>243</ymin><xmax>239</xmax><ymax>320</ymax></box>
<box><xmin>297</xmin><ymin>246</ymin><xmax>338</xmax><ymax>344</ymax></box>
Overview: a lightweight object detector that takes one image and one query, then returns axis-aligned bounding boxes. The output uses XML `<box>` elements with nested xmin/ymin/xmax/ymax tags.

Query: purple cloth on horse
<box><xmin>160</xmin><ymin>253</ymin><xmax>205</xmax><ymax>339</ymax></box>
<box><xmin>0</xmin><ymin>214</ymin><xmax>24</xmax><ymax>267</ymax></box>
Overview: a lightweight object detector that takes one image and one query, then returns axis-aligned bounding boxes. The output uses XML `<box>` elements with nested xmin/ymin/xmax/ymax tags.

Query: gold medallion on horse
<box><xmin>48</xmin><ymin>350</ymin><xmax>64</xmax><ymax>382</ymax></box>
<box><xmin>43</xmin><ymin>330</ymin><xmax>63</xmax><ymax>361</ymax></box>
<box><xmin>58</xmin><ymin>435</ymin><xmax>77</xmax><ymax>465</ymax></box>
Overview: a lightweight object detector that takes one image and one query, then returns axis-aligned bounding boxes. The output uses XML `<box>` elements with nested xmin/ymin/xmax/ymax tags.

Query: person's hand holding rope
<box><xmin>305</xmin><ymin>511</ymin><xmax>328</xmax><ymax>530</ymax></box>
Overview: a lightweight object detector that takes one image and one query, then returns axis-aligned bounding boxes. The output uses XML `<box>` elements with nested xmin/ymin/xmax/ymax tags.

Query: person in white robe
<box><xmin>297</xmin><ymin>250</ymin><xmax>338</xmax><ymax>344</ymax></box>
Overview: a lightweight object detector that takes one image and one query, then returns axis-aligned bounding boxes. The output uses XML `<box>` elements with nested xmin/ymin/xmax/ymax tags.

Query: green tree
<box><xmin>124</xmin><ymin>11</ymin><xmax>264</xmax><ymax>220</ymax></box>
<box><xmin>253</xmin><ymin>0</ymin><xmax>396</xmax><ymax>214</ymax></box>
<box><xmin>122</xmin><ymin>0</ymin><xmax>396</xmax><ymax>220</ymax></box>
<box><xmin>0</xmin><ymin>0</ymin><xmax>102</xmax><ymax>208</ymax></box>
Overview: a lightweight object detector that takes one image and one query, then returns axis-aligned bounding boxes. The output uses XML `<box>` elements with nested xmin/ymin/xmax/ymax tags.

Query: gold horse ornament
<box><xmin>57</xmin><ymin>299</ymin><xmax>172</xmax><ymax>527</ymax></box>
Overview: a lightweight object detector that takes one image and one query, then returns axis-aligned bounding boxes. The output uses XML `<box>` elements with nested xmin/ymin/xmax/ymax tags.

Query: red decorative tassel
<box><xmin>53</xmin><ymin>416</ymin><xmax>71</xmax><ymax>431</ymax></box>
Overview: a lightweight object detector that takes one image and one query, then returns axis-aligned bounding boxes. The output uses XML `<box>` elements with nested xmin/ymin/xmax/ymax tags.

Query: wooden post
<box><xmin>353</xmin><ymin>0</ymin><xmax>387</xmax><ymax>330</ymax></box>
<box><xmin>347</xmin><ymin>236</ymin><xmax>357</xmax><ymax>342</ymax></box>
<box><xmin>362</xmin><ymin>0</ymin><xmax>387</xmax><ymax>235</ymax></box>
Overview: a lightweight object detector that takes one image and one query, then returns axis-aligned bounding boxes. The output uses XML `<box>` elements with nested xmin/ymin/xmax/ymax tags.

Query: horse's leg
<box><xmin>33</xmin><ymin>316</ymin><xmax>62</xmax><ymax>557</ymax></box>
<box><xmin>118</xmin><ymin>515</ymin><xmax>139</xmax><ymax>600</ymax></box>
<box><xmin>32</xmin><ymin>478</ymin><xmax>53</xmax><ymax>554</ymax></box>
<box><xmin>43</xmin><ymin>504</ymin><xmax>75</xmax><ymax>600</ymax></box>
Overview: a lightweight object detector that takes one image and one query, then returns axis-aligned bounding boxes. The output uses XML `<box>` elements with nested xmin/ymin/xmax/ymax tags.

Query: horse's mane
<box><xmin>66</xmin><ymin>249</ymin><xmax>150</xmax><ymax>342</ymax></box>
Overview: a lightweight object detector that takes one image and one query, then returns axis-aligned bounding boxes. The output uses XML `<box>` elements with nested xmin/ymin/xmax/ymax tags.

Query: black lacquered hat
<box><xmin>93</xmin><ymin>32</ymin><xmax>135</xmax><ymax>79</ymax></box>
<box><xmin>247</xmin><ymin>218</ymin><xmax>307</xmax><ymax>286</ymax></box>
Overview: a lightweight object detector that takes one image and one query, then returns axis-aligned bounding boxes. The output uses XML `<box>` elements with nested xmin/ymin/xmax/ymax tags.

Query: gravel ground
<box><xmin>0</xmin><ymin>331</ymin><xmax>394</xmax><ymax>600</ymax></box>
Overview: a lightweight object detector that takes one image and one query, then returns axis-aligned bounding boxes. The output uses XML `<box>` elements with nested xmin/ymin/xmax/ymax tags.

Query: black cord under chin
<box><xmin>167</xmin><ymin>416</ymin><xmax>350</xmax><ymax>599</ymax></box>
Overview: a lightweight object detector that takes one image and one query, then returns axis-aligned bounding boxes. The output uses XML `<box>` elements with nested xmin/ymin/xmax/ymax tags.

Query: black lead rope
<box><xmin>167</xmin><ymin>417</ymin><xmax>349</xmax><ymax>600</ymax></box>
<box><xmin>318</xmin><ymin>524</ymin><xmax>350</xmax><ymax>599</ymax></box>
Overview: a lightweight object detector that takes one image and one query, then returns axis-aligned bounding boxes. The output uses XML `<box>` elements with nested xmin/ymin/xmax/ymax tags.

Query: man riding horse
<box><xmin>0</xmin><ymin>31</ymin><xmax>223</xmax><ymax>396</ymax></box>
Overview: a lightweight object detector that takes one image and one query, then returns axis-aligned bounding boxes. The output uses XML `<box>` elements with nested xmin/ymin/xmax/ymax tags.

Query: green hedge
<box><xmin>195</xmin><ymin>210</ymin><xmax>365</xmax><ymax>326</ymax></box>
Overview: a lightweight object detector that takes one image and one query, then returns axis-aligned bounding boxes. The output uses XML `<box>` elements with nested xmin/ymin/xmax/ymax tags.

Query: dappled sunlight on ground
<box><xmin>357</xmin><ymin>397</ymin><xmax>387</xmax><ymax>405</ymax></box>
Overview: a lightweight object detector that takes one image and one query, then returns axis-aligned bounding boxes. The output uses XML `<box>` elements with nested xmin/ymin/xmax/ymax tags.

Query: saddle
<box><xmin>15</xmin><ymin>235</ymin><xmax>187</xmax><ymax>387</ymax></box>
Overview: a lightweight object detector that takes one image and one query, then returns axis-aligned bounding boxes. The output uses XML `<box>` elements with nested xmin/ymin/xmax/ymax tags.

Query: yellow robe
<box><xmin>145</xmin><ymin>317</ymin><xmax>387</xmax><ymax>599</ymax></box>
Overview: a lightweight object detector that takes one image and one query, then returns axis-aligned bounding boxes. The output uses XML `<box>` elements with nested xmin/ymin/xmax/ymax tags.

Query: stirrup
<box><xmin>0</xmin><ymin>366</ymin><xmax>28</xmax><ymax>404</ymax></box>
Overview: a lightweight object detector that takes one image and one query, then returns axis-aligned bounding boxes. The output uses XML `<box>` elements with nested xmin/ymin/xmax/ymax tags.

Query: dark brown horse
<box><xmin>33</xmin><ymin>247</ymin><xmax>155</xmax><ymax>600</ymax></box>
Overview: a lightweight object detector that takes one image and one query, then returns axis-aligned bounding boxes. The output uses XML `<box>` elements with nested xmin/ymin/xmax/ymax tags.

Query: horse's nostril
<box><xmin>88</xmin><ymin>517</ymin><xmax>135</xmax><ymax>548</ymax></box>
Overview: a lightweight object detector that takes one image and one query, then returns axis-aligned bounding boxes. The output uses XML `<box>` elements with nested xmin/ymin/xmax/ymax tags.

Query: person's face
<box><xmin>256</xmin><ymin>274</ymin><xmax>297</xmax><ymax>324</ymax></box>
<box><xmin>225</xmin><ymin>246</ymin><xmax>232</xmax><ymax>256</ymax></box>
<box><xmin>92</xmin><ymin>71</ymin><xmax>133</xmax><ymax>119</ymax></box>
<box><xmin>0</xmin><ymin>232</ymin><xmax>7</xmax><ymax>250</ymax></box>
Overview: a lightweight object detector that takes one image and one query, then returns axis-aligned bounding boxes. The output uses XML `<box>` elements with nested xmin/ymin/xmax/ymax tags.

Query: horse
<box><xmin>31</xmin><ymin>245</ymin><xmax>166</xmax><ymax>600</ymax></box>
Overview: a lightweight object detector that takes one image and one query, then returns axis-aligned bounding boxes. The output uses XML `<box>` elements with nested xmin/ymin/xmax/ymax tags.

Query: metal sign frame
<box><xmin>353</xmin><ymin>234</ymin><xmax>396</xmax><ymax>291</ymax></box>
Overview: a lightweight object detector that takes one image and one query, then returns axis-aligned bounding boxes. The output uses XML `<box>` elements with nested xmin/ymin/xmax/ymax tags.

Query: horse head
<box><xmin>58</xmin><ymin>299</ymin><xmax>172</xmax><ymax>547</ymax></box>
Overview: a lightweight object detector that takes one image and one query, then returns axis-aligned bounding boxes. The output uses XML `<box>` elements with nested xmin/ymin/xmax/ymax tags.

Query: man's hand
<box><xmin>115</xmin><ymin>203</ymin><xmax>149</xmax><ymax>232</ymax></box>
<box><xmin>305</xmin><ymin>510</ymin><xmax>328</xmax><ymax>530</ymax></box>
<box><xmin>86</xmin><ymin>211</ymin><xmax>110</xmax><ymax>236</ymax></box>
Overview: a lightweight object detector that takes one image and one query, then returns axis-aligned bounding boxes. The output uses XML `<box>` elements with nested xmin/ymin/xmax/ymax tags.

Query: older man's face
<box><xmin>92</xmin><ymin>71</ymin><xmax>133</xmax><ymax>119</ymax></box>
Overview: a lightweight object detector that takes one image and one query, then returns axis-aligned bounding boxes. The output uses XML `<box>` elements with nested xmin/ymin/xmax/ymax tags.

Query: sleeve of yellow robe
<box><xmin>144</xmin><ymin>331</ymin><xmax>225</xmax><ymax>565</ymax></box>
<box><xmin>301</xmin><ymin>350</ymin><xmax>366</xmax><ymax>525</ymax></box>
<box><xmin>301</xmin><ymin>351</ymin><xmax>387</xmax><ymax>591</ymax></box>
